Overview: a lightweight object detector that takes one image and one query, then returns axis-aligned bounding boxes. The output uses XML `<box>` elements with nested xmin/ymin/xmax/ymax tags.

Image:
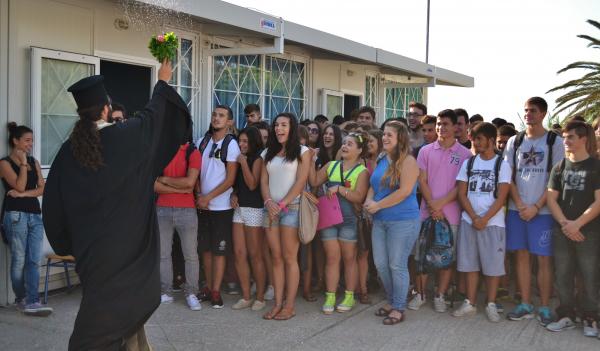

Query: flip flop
<box><xmin>274</xmin><ymin>308</ymin><xmax>296</xmax><ymax>320</ymax></box>
<box><xmin>375</xmin><ymin>307</ymin><xmax>391</xmax><ymax>317</ymax></box>
<box><xmin>262</xmin><ymin>305</ymin><xmax>282</xmax><ymax>320</ymax></box>
<box><xmin>383</xmin><ymin>310</ymin><xmax>405</xmax><ymax>325</ymax></box>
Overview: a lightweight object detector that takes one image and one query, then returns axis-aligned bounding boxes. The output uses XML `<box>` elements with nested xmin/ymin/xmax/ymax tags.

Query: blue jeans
<box><xmin>372</xmin><ymin>218</ymin><xmax>420</xmax><ymax>311</ymax></box>
<box><xmin>4</xmin><ymin>211</ymin><xmax>44</xmax><ymax>304</ymax></box>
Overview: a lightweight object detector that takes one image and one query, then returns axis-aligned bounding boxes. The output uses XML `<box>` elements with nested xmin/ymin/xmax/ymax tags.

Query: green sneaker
<box><xmin>322</xmin><ymin>292</ymin><xmax>336</xmax><ymax>314</ymax></box>
<box><xmin>336</xmin><ymin>291</ymin><xmax>355</xmax><ymax>313</ymax></box>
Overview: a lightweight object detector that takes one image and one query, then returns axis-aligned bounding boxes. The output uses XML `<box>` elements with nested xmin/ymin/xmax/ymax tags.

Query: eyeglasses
<box><xmin>309</xmin><ymin>128</ymin><xmax>320</xmax><ymax>134</ymax></box>
<box><xmin>209</xmin><ymin>143</ymin><xmax>221</xmax><ymax>159</ymax></box>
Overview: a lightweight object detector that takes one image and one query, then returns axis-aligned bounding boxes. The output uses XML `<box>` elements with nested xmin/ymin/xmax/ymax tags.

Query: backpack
<box><xmin>512</xmin><ymin>130</ymin><xmax>558</xmax><ymax>180</ymax></box>
<box><xmin>415</xmin><ymin>217</ymin><xmax>455</xmax><ymax>273</ymax></box>
<box><xmin>198</xmin><ymin>132</ymin><xmax>236</xmax><ymax>163</ymax></box>
<box><xmin>466</xmin><ymin>155</ymin><xmax>503</xmax><ymax>199</ymax></box>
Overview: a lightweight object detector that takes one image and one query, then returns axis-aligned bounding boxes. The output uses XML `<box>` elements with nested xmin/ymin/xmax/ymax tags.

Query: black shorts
<box><xmin>198</xmin><ymin>209</ymin><xmax>233</xmax><ymax>256</ymax></box>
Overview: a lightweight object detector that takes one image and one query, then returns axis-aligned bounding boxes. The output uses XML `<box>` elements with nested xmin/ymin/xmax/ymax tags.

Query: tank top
<box><xmin>1</xmin><ymin>156</ymin><xmax>41</xmax><ymax>214</ymax></box>
<box><xmin>235</xmin><ymin>155</ymin><xmax>263</xmax><ymax>208</ymax></box>
<box><xmin>326</xmin><ymin>160</ymin><xmax>367</xmax><ymax>218</ymax></box>
<box><xmin>369</xmin><ymin>156</ymin><xmax>418</xmax><ymax>221</ymax></box>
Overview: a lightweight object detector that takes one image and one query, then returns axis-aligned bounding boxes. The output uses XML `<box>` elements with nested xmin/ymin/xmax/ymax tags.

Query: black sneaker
<box><xmin>211</xmin><ymin>291</ymin><xmax>224</xmax><ymax>309</ymax></box>
<box><xmin>197</xmin><ymin>287</ymin><xmax>211</xmax><ymax>302</ymax></box>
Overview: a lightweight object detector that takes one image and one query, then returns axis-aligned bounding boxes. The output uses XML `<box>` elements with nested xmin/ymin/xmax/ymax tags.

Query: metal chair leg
<box><xmin>63</xmin><ymin>261</ymin><xmax>71</xmax><ymax>290</ymax></box>
<box><xmin>44</xmin><ymin>258</ymin><xmax>51</xmax><ymax>304</ymax></box>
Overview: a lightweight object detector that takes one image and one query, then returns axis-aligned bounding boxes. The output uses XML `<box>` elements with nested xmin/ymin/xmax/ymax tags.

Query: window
<box><xmin>264</xmin><ymin>56</ymin><xmax>305</xmax><ymax>121</ymax></box>
<box><xmin>169</xmin><ymin>37</ymin><xmax>198</xmax><ymax>110</ymax></box>
<box><xmin>384</xmin><ymin>87</ymin><xmax>423</xmax><ymax>119</ymax></box>
<box><xmin>365</xmin><ymin>75</ymin><xmax>379</xmax><ymax>110</ymax></box>
<box><xmin>31</xmin><ymin>48</ymin><xmax>100</xmax><ymax>170</ymax></box>
<box><xmin>212</xmin><ymin>54</ymin><xmax>262</xmax><ymax>128</ymax></box>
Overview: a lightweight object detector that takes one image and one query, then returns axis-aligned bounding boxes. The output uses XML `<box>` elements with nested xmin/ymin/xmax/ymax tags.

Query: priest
<box><xmin>43</xmin><ymin>61</ymin><xmax>191</xmax><ymax>350</ymax></box>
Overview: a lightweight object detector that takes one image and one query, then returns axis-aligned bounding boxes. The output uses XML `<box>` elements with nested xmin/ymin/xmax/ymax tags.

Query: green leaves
<box><xmin>148</xmin><ymin>32</ymin><xmax>178</xmax><ymax>63</ymax></box>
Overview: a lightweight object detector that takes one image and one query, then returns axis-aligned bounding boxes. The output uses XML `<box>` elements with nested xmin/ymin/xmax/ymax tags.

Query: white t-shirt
<box><xmin>456</xmin><ymin>154</ymin><xmax>512</xmax><ymax>227</ymax></box>
<box><xmin>261</xmin><ymin>145</ymin><xmax>309</xmax><ymax>202</ymax></box>
<box><xmin>197</xmin><ymin>135</ymin><xmax>241</xmax><ymax>211</ymax></box>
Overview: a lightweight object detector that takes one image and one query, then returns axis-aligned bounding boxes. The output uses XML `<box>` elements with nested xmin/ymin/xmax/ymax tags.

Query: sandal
<box><xmin>274</xmin><ymin>307</ymin><xmax>296</xmax><ymax>320</ymax></box>
<box><xmin>359</xmin><ymin>292</ymin><xmax>371</xmax><ymax>305</ymax></box>
<box><xmin>374</xmin><ymin>306</ymin><xmax>392</xmax><ymax>317</ymax></box>
<box><xmin>303</xmin><ymin>293</ymin><xmax>317</xmax><ymax>302</ymax></box>
<box><xmin>262</xmin><ymin>305</ymin><xmax>282</xmax><ymax>320</ymax></box>
<box><xmin>382</xmin><ymin>310</ymin><xmax>405</xmax><ymax>325</ymax></box>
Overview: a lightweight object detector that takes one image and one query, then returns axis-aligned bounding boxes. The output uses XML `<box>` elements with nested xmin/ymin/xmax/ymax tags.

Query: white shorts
<box><xmin>233</xmin><ymin>207</ymin><xmax>263</xmax><ymax>227</ymax></box>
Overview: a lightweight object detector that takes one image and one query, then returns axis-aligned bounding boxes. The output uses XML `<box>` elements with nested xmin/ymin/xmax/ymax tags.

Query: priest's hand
<box><xmin>158</xmin><ymin>59</ymin><xmax>172</xmax><ymax>82</ymax></box>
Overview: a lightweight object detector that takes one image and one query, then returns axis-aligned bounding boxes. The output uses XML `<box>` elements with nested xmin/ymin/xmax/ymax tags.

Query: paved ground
<box><xmin>0</xmin><ymin>288</ymin><xmax>598</xmax><ymax>351</ymax></box>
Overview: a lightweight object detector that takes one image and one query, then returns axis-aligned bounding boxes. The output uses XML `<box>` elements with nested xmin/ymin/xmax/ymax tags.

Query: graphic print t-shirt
<box><xmin>548</xmin><ymin>157</ymin><xmax>600</xmax><ymax>232</ymax></box>
<box><xmin>503</xmin><ymin>132</ymin><xmax>564</xmax><ymax>214</ymax></box>
<box><xmin>456</xmin><ymin>154</ymin><xmax>512</xmax><ymax>227</ymax></box>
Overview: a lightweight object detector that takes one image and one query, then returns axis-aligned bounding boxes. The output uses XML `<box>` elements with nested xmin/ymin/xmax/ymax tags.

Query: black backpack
<box><xmin>466</xmin><ymin>155</ymin><xmax>503</xmax><ymax>199</ymax></box>
<box><xmin>512</xmin><ymin>130</ymin><xmax>558</xmax><ymax>180</ymax></box>
<box><xmin>197</xmin><ymin>132</ymin><xmax>236</xmax><ymax>164</ymax></box>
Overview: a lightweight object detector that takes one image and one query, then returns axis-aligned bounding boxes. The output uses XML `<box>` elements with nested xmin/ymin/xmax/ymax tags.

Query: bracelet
<box><xmin>264</xmin><ymin>198</ymin><xmax>274</xmax><ymax>206</ymax></box>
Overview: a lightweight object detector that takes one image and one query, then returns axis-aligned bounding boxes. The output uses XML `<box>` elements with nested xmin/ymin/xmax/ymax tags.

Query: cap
<box><xmin>67</xmin><ymin>75</ymin><xmax>109</xmax><ymax>110</ymax></box>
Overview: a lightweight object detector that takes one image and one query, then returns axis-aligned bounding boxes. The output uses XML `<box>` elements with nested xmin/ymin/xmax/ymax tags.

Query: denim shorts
<box><xmin>263</xmin><ymin>204</ymin><xmax>299</xmax><ymax>228</ymax></box>
<box><xmin>320</xmin><ymin>217</ymin><xmax>357</xmax><ymax>242</ymax></box>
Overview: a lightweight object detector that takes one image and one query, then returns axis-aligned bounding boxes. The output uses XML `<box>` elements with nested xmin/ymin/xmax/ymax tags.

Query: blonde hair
<box><xmin>381</xmin><ymin>121</ymin><xmax>410</xmax><ymax>188</ymax></box>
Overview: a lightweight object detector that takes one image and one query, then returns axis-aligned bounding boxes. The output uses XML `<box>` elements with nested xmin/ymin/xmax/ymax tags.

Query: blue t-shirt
<box><xmin>369</xmin><ymin>156</ymin><xmax>419</xmax><ymax>221</ymax></box>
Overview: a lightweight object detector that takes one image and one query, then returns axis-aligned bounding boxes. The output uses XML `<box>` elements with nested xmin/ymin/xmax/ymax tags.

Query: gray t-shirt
<box><xmin>503</xmin><ymin>131</ymin><xmax>564</xmax><ymax>214</ymax></box>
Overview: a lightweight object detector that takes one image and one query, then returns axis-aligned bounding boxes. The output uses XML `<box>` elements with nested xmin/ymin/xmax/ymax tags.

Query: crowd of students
<box><xmin>3</xmin><ymin>97</ymin><xmax>600</xmax><ymax>338</ymax></box>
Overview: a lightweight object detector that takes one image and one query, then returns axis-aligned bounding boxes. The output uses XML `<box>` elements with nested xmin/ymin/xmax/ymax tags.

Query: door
<box><xmin>343</xmin><ymin>94</ymin><xmax>361</xmax><ymax>120</ymax></box>
<box><xmin>100</xmin><ymin>60</ymin><xmax>152</xmax><ymax>117</ymax></box>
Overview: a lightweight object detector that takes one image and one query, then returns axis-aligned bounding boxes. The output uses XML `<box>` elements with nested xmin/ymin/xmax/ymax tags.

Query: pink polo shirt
<box><xmin>417</xmin><ymin>140</ymin><xmax>472</xmax><ymax>225</ymax></box>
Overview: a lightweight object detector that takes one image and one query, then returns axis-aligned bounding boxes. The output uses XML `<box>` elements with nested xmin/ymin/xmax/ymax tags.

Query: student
<box><xmin>356</xmin><ymin>106</ymin><xmax>377</xmax><ymax>129</ymax></box>
<box><xmin>409</xmin><ymin>109</ymin><xmax>472</xmax><ymax>313</ymax></box>
<box><xmin>250</xmin><ymin>121</ymin><xmax>270</xmax><ymax>147</ymax></box>
<box><xmin>413</xmin><ymin>115</ymin><xmax>437</xmax><ymax>158</ymax></box>
<box><xmin>454</xmin><ymin>108</ymin><xmax>471</xmax><ymax>149</ymax></box>
<box><xmin>497</xmin><ymin>125</ymin><xmax>517</xmax><ymax>153</ymax></box>
<box><xmin>110</xmin><ymin>102</ymin><xmax>126</xmax><ymax>122</ymax></box>
<box><xmin>230</xmin><ymin>127</ymin><xmax>267</xmax><ymax>311</ymax></box>
<box><xmin>261</xmin><ymin>113</ymin><xmax>311</xmax><ymax>320</ymax></box>
<box><xmin>546</xmin><ymin>121</ymin><xmax>600</xmax><ymax>336</ymax></box>
<box><xmin>504</xmin><ymin>97</ymin><xmax>564</xmax><ymax>326</ymax></box>
<box><xmin>244</xmin><ymin>104</ymin><xmax>262</xmax><ymax>126</ymax></box>
<box><xmin>306</xmin><ymin>120</ymin><xmax>321</xmax><ymax>149</ymax></box>
<box><xmin>407</xmin><ymin>102</ymin><xmax>427</xmax><ymax>150</ymax></box>
<box><xmin>365</xmin><ymin>121</ymin><xmax>420</xmax><ymax>325</ymax></box>
<box><xmin>314</xmin><ymin>114</ymin><xmax>329</xmax><ymax>131</ymax></box>
<box><xmin>0</xmin><ymin>123</ymin><xmax>51</xmax><ymax>316</ymax></box>
<box><xmin>454</xmin><ymin>122</ymin><xmax>511</xmax><ymax>322</ymax></box>
<box><xmin>196</xmin><ymin>105</ymin><xmax>241</xmax><ymax>309</ymax></box>
<box><xmin>155</xmin><ymin>138</ymin><xmax>201</xmax><ymax>311</ymax></box>
<box><xmin>310</xmin><ymin>132</ymin><xmax>370</xmax><ymax>314</ymax></box>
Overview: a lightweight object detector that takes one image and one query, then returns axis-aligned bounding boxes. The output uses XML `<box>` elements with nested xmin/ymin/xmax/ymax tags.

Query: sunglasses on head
<box><xmin>348</xmin><ymin>132</ymin><xmax>364</xmax><ymax>144</ymax></box>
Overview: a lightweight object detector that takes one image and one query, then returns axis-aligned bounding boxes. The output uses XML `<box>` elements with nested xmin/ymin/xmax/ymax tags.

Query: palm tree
<box><xmin>547</xmin><ymin>19</ymin><xmax>600</xmax><ymax>123</ymax></box>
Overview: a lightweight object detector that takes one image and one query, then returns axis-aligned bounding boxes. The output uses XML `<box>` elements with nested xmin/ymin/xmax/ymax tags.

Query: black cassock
<box><xmin>43</xmin><ymin>80</ymin><xmax>191</xmax><ymax>350</ymax></box>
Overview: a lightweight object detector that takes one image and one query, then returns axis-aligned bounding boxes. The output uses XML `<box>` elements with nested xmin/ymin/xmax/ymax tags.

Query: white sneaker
<box><xmin>433</xmin><ymin>294</ymin><xmax>447</xmax><ymax>313</ymax></box>
<box><xmin>546</xmin><ymin>317</ymin><xmax>576</xmax><ymax>332</ymax></box>
<box><xmin>264</xmin><ymin>285</ymin><xmax>275</xmax><ymax>301</ymax></box>
<box><xmin>186</xmin><ymin>294</ymin><xmax>201</xmax><ymax>311</ymax></box>
<box><xmin>583</xmin><ymin>319</ymin><xmax>598</xmax><ymax>337</ymax></box>
<box><xmin>407</xmin><ymin>293</ymin><xmax>426</xmax><ymax>310</ymax></box>
<box><xmin>452</xmin><ymin>299</ymin><xmax>477</xmax><ymax>317</ymax></box>
<box><xmin>232</xmin><ymin>298</ymin><xmax>253</xmax><ymax>310</ymax></box>
<box><xmin>161</xmin><ymin>294</ymin><xmax>174</xmax><ymax>304</ymax></box>
<box><xmin>485</xmin><ymin>302</ymin><xmax>501</xmax><ymax>322</ymax></box>
<box><xmin>251</xmin><ymin>300</ymin><xmax>266</xmax><ymax>311</ymax></box>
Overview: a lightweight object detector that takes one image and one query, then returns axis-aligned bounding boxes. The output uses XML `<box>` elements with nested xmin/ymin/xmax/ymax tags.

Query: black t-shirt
<box><xmin>1</xmin><ymin>156</ymin><xmax>41</xmax><ymax>214</ymax></box>
<box><xmin>460</xmin><ymin>139</ymin><xmax>472</xmax><ymax>150</ymax></box>
<box><xmin>548</xmin><ymin>157</ymin><xmax>600</xmax><ymax>232</ymax></box>
<box><xmin>235</xmin><ymin>155</ymin><xmax>263</xmax><ymax>208</ymax></box>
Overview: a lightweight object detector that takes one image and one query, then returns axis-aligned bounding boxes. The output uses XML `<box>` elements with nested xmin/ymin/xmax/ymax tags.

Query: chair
<box><xmin>43</xmin><ymin>254</ymin><xmax>76</xmax><ymax>304</ymax></box>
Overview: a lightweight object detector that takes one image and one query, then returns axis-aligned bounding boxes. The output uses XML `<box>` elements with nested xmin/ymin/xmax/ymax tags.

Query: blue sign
<box><xmin>260</xmin><ymin>18</ymin><xmax>276</xmax><ymax>31</ymax></box>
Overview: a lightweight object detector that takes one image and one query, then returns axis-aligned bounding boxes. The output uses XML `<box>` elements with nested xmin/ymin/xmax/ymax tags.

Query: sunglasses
<box><xmin>309</xmin><ymin>128</ymin><xmax>320</xmax><ymax>134</ymax></box>
<box><xmin>348</xmin><ymin>132</ymin><xmax>364</xmax><ymax>144</ymax></box>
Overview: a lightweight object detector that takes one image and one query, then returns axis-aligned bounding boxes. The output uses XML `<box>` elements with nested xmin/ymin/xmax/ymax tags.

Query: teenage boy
<box><xmin>155</xmin><ymin>141</ymin><xmax>202</xmax><ymax>310</ymax></box>
<box><xmin>454</xmin><ymin>122</ymin><xmax>511</xmax><ymax>322</ymax></box>
<box><xmin>497</xmin><ymin>125</ymin><xmax>517</xmax><ymax>152</ymax></box>
<box><xmin>408</xmin><ymin>102</ymin><xmax>427</xmax><ymax>150</ymax></box>
<box><xmin>504</xmin><ymin>97</ymin><xmax>564</xmax><ymax>325</ymax></box>
<box><xmin>455</xmin><ymin>108</ymin><xmax>471</xmax><ymax>149</ymax></box>
<box><xmin>356</xmin><ymin>106</ymin><xmax>376</xmax><ymax>128</ymax></box>
<box><xmin>410</xmin><ymin>109</ymin><xmax>472</xmax><ymax>312</ymax></box>
<box><xmin>413</xmin><ymin>115</ymin><xmax>437</xmax><ymax>158</ymax></box>
<box><xmin>545</xmin><ymin>121</ymin><xmax>600</xmax><ymax>337</ymax></box>
<box><xmin>196</xmin><ymin>105</ymin><xmax>240</xmax><ymax>308</ymax></box>
<box><xmin>244</xmin><ymin>104</ymin><xmax>262</xmax><ymax>126</ymax></box>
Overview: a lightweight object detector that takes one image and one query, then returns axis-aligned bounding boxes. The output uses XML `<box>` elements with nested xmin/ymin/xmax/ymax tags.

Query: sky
<box><xmin>224</xmin><ymin>0</ymin><xmax>599</xmax><ymax>126</ymax></box>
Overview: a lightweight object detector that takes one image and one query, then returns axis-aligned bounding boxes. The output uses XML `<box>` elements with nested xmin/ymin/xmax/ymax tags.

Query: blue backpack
<box><xmin>415</xmin><ymin>217</ymin><xmax>455</xmax><ymax>273</ymax></box>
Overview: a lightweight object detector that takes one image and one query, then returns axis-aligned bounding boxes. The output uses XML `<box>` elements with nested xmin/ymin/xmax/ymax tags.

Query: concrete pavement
<box><xmin>0</xmin><ymin>288</ymin><xmax>598</xmax><ymax>351</ymax></box>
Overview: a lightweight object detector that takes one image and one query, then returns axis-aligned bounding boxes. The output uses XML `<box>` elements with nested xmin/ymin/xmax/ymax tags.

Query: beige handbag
<box><xmin>298</xmin><ymin>191</ymin><xmax>319</xmax><ymax>244</ymax></box>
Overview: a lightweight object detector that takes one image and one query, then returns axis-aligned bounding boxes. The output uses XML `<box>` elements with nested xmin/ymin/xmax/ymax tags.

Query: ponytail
<box><xmin>7</xmin><ymin>122</ymin><xmax>33</xmax><ymax>148</ymax></box>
